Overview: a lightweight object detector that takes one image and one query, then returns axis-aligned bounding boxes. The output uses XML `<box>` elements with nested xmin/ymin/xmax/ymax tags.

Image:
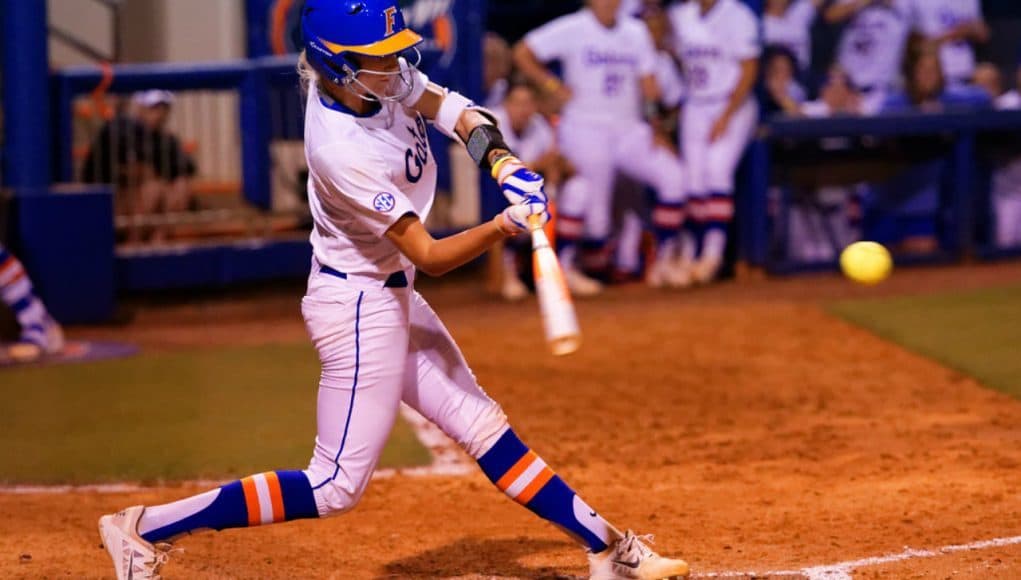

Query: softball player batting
<box><xmin>670</xmin><ymin>0</ymin><xmax>760</xmax><ymax>284</ymax></box>
<box><xmin>97</xmin><ymin>2</ymin><xmax>689</xmax><ymax>579</ymax></box>
<box><xmin>514</xmin><ymin>0</ymin><xmax>690</xmax><ymax>293</ymax></box>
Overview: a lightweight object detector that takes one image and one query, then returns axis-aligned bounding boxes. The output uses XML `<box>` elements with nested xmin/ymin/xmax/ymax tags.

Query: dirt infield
<box><xmin>3</xmin><ymin>262</ymin><xmax>1021</xmax><ymax>579</ymax></box>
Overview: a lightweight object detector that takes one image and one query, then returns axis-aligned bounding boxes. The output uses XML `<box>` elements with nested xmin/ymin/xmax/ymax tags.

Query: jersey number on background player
<box><xmin>603</xmin><ymin>72</ymin><xmax>624</xmax><ymax>96</ymax></box>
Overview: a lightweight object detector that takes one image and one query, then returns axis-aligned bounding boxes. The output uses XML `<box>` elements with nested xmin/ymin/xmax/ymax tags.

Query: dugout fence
<box><xmin>742</xmin><ymin>110</ymin><xmax>1021</xmax><ymax>274</ymax></box>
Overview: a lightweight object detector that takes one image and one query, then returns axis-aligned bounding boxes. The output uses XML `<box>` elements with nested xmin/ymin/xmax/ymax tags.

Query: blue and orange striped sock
<box><xmin>137</xmin><ymin>470</ymin><xmax>319</xmax><ymax>543</ymax></box>
<box><xmin>0</xmin><ymin>247</ymin><xmax>48</xmax><ymax>336</ymax></box>
<box><xmin>478</xmin><ymin>429</ymin><xmax>616</xmax><ymax>553</ymax></box>
<box><xmin>652</xmin><ymin>202</ymin><xmax>686</xmax><ymax>246</ymax></box>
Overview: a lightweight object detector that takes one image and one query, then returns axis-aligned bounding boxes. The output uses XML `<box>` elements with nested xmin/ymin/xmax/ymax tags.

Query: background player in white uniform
<box><xmin>824</xmin><ymin>0</ymin><xmax>911</xmax><ymax>95</ymax></box>
<box><xmin>670</xmin><ymin>0</ymin><xmax>760</xmax><ymax>284</ymax></box>
<box><xmin>763</xmin><ymin>0</ymin><xmax>823</xmax><ymax>72</ymax></box>
<box><xmin>616</xmin><ymin>3</ymin><xmax>686</xmax><ymax>280</ymax></box>
<box><xmin>97</xmin><ymin>2</ymin><xmax>690</xmax><ymax>579</ymax></box>
<box><xmin>515</xmin><ymin>0</ymin><xmax>691</xmax><ymax>292</ymax></box>
<box><xmin>905</xmin><ymin>0</ymin><xmax>989</xmax><ymax>87</ymax></box>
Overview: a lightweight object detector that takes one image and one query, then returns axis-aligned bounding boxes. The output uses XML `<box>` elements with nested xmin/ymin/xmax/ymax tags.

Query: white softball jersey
<box><xmin>669</xmin><ymin>0</ymin><xmax>761</xmax><ymax>103</ymax></box>
<box><xmin>997</xmin><ymin>91</ymin><xmax>1021</xmax><ymax>111</ymax></box>
<box><xmin>523</xmin><ymin>9</ymin><xmax>657</xmax><ymax>126</ymax></box>
<box><xmin>303</xmin><ymin>82</ymin><xmax>437</xmax><ymax>278</ymax></box>
<box><xmin>619</xmin><ymin>0</ymin><xmax>643</xmax><ymax>19</ymax></box>
<box><xmin>490</xmin><ymin>106</ymin><xmax>556</xmax><ymax>166</ymax></box>
<box><xmin>834</xmin><ymin>0</ymin><xmax>911</xmax><ymax>92</ymax></box>
<box><xmin>763</xmin><ymin>0</ymin><xmax>818</xmax><ymax>70</ymax></box>
<box><xmin>906</xmin><ymin>0</ymin><xmax>983</xmax><ymax>84</ymax></box>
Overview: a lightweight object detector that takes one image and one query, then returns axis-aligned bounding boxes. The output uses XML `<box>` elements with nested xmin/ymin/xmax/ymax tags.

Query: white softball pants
<box><xmin>995</xmin><ymin>193</ymin><xmax>1021</xmax><ymax>248</ymax></box>
<box><xmin>681</xmin><ymin>98</ymin><xmax>758</xmax><ymax>195</ymax></box>
<box><xmin>300</xmin><ymin>267</ymin><xmax>508</xmax><ymax>516</ymax></box>
<box><xmin>557</xmin><ymin>119</ymin><xmax>686</xmax><ymax>240</ymax></box>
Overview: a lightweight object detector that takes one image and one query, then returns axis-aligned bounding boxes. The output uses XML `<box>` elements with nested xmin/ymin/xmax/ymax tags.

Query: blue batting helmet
<box><xmin>302</xmin><ymin>0</ymin><xmax>423</xmax><ymax>87</ymax></box>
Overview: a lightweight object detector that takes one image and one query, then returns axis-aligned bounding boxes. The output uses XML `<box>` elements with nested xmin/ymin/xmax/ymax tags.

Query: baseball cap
<box><xmin>132</xmin><ymin>90</ymin><xmax>175</xmax><ymax>108</ymax></box>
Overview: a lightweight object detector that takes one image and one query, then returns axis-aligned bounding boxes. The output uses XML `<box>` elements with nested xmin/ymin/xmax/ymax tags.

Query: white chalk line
<box><xmin>0</xmin><ymin>404</ymin><xmax>473</xmax><ymax>495</ymax></box>
<box><xmin>694</xmin><ymin>534</ymin><xmax>1021</xmax><ymax>579</ymax></box>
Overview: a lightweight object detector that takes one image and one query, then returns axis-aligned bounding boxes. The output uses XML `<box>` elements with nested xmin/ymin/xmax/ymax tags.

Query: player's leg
<box><xmin>0</xmin><ymin>243</ymin><xmax>64</xmax><ymax>355</ymax></box>
<box><xmin>100</xmin><ymin>283</ymin><xmax>410</xmax><ymax>577</ymax></box>
<box><xmin>500</xmin><ymin>233</ymin><xmax>530</xmax><ymax>301</ymax></box>
<box><xmin>150</xmin><ymin>177</ymin><xmax>193</xmax><ymax>242</ymax></box>
<box><xmin>615</xmin><ymin>123</ymin><xmax>689</xmax><ymax>288</ymax></box>
<box><xmin>556</xmin><ymin>121</ymin><xmax>616</xmax><ymax>296</ymax></box>
<box><xmin>165</xmin><ymin>177</ymin><xmax>194</xmax><ymax>213</ymax></box>
<box><xmin>695</xmin><ymin>100</ymin><xmax>758</xmax><ymax>283</ymax></box>
<box><xmin>614</xmin><ymin>209</ymin><xmax>647</xmax><ymax>281</ymax></box>
<box><xmin>679</xmin><ymin>103</ymin><xmax>710</xmax><ymax>281</ymax></box>
<box><xmin>994</xmin><ymin>188</ymin><xmax>1021</xmax><ymax>249</ymax></box>
<box><xmin>400</xmin><ymin>293</ymin><xmax>688</xmax><ymax>578</ymax></box>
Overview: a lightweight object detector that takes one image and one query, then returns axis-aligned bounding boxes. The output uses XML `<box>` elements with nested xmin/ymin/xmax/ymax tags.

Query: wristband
<box><xmin>466</xmin><ymin>124</ymin><xmax>511</xmax><ymax>171</ymax></box>
<box><xmin>490</xmin><ymin>153</ymin><xmax>520</xmax><ymax>181</ymax></box>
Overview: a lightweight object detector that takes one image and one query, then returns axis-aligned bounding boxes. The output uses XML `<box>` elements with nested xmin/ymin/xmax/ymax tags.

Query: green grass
<box><xmin>0</xmin><ymin>342</ymin><xmax>431</xmax><ymax>485</ymax></box>
<box><xmin>828</xmin><ymin>284</ymin><xmax>1021</xmax><ymax>398</ymax></box>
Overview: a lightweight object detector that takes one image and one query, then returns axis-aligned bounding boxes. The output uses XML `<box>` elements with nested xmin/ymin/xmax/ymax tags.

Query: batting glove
<box><xmin>496</xmin><ymin>195</ymin><xmax>551</xmax><ymax>235</ymax></box>
<box><xmin>491</xmin><ymin>155</ymin><xmax>548</xmax><ymax>206</ymax></box>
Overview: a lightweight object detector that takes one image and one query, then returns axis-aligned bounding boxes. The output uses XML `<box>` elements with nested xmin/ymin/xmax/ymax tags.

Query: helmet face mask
<box><xmin>346</xmin><ymin>48</ymin><xmax>422</xmax><ymax>103</ymax></box>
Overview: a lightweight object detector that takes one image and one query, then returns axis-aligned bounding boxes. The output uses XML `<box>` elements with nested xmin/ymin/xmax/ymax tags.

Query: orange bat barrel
<box><xmin>530</xmin><ymin>217</ymin><xmax>581</xmax><ymax>356</ymax></box>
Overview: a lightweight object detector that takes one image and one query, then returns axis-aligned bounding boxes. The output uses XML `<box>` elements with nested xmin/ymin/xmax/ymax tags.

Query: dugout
<box><xmin>3</xmin><ymin>0</ymin><xmax>1021</xmax><ymax>324</ymax></box>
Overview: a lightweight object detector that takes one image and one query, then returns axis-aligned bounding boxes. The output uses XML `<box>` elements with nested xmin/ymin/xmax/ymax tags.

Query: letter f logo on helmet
<box><xmin>384</xmin><ymin>6</ymin><xmax>398</xmax><ymax>36</ymax></box>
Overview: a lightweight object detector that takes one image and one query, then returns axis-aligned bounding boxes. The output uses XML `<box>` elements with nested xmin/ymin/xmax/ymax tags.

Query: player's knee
<box><xmin>706</xmin><ymin>171</ymin><xmax>735</xmax><ymax>194</ymax></box>
<box><xmin>586</xmin><ymin>213</ymin><xmax>613</xmax><ymax>240</ymax></box>
<box><xmin>459</xmin><ymin>400</ymin><xmax>509</xmax><ymax>459</ymax></box>
<box><xmin>304</xmin><ymin>460</ymin><xmax>372</xmax><ymax>517</ymax></box>
<box><xmin>654</xmin><ymin>170</ymin><xmax>687</xmax><ymax>204</ymax></box>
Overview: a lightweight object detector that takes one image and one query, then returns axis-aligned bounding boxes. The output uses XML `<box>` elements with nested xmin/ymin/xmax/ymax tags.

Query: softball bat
<box><xmin>529</xmin><ymin>214</ymin><xmax>581</xmax><ymax>356</ymax></box>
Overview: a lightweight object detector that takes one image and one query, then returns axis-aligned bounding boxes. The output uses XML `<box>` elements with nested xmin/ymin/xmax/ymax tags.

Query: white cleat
<box><xmin>98</xmin><ymin>506</ymin><xmax>171</xmax><ymax>580</ymax></box>
<box><xmin>589</xmin><ymin>530</ymin><xmax>690</xmax><ymax>579</ymax></box>
<box><xmin>646</xmin><ymin>257</ymin><xmax>672</xmax><ymax>289</ymax></box>
<box><xmin>18</xmin><ymin>314</ymin><xmax>65</xmax><ymax>356</ymax></box>
<box><xmin>690</xmin><ymin>257</ymin><xmax>722</xmax><ymax>285</ymax></box>
<box><xmin>564</xmin><ymin>267</ymin><xmax>604</xmax><ymax>297</ymax></box>
<box><xmin>666</xmin><ymin>258</ymin><xmax>694</xmax><ymax>289</ymax></box>
<box><xmin>41</xmin><ymin>315</ymin><xmax>66</xmax><ymax>354</ymax></box>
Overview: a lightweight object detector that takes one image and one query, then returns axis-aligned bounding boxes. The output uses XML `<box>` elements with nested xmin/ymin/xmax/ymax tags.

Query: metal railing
<box><xmin>54</xmin><ymin>57</ymin><xmax>310</xmax><ymax>248</ymax></box>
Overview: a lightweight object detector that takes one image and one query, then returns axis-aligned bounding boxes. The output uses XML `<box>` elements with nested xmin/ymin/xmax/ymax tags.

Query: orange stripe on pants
<box><xmin>496</xmin><ymin>451</ymin><xmax>537</xmax><ymax>492</ymax></box>
<box><xmin>514</xmin><ymin>467</ymin><xmax>555</xmax><ymax>505</ymax></box>
<box><xmin>240</xmin><ymin>476</ymin><xmax>261</xmax><ymax>526</ymax></box>
<box><xmin>264</xmin><ymin>472</ymin><xmax>286</xmax><ymax>523</ymax></box>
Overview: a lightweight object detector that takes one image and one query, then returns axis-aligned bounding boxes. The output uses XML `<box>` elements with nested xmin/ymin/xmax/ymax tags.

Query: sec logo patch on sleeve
<box><xmin>373</xmin><ymin>192</ymin><xmax>396</xmax><ymax>213</ymax></box>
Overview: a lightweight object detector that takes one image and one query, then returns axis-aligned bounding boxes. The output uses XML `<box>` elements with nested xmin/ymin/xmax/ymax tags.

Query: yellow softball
<box><xmin>840</xmin><ymin>241</ymin><xmax>892</xmax><ymax>285</ymax></box>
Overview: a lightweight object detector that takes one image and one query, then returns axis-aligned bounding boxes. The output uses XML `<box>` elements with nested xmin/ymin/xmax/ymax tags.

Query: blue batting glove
<box><xmin>492</xmin><ymin>156</ymin><xmax>548</xmax><ymax>206</ymax></box>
